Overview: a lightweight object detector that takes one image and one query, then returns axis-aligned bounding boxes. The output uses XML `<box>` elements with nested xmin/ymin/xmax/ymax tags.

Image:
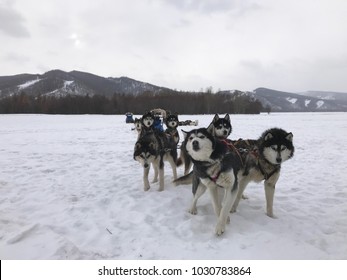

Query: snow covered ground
<box><xmin>0</xmin><ymin>113</ymin><xmax>347</xmax><ymax>260</ymax></box>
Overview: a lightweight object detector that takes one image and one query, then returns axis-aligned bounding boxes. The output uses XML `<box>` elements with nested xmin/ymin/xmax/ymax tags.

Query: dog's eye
<box><xmin>199</xmin><ymin>135</ymin><xmax>205</xmax><ymax>139</ymax></box>
<box><xmin>281</xmin><ymin>146</ymin><xmax>287</xmax><ymax>151</ymax></box>
<box><xmin>271</xmin><ymin>145</ymin><xmax>277</xmax><ymax>151</ymax></box>
<box><xmin>189</xmin><ymin>136</ymin><xmax>194</xmax><ymax>141</ymax></box>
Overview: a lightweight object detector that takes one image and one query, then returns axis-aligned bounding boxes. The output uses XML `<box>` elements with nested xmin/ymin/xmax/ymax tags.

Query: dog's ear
<box><xmin>181</xmin><ymin>129</ymin><xmax>188</xmax><ymax>139</ymax></box>
<box><xmin>206</xmin><ymin>122</ymin><xmax>214</xmax><ymax>135</ymax></box>
<box><xmin>224</xmin><ymin>113</ymin><xmax>230</xmax><ymax>122</ymax></box>
<box><xmin>213</xmin><ymin>114</ymin><xmax>219</xmax><ymax>122</ymax></box>
<box><xmin>264</xmin><ymin>132</ymin><xmax>273</xmax><ymax>141</ymax></box>
<box><xmin>135</xmin><ymin>143</ymin><xmax>141</xmax><ymax>150</ymax></box>
<box><xmin>286</xmin><ymin>132</ymin><xmax>293</xmax><ymax>142</ymax></box>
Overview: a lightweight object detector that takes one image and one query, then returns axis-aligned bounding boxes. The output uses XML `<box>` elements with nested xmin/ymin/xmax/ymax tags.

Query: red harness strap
<box><xmin>220</xmin><ymin>139</ymin><xmax>278</xmax><ymax>180</ymax></box>
<box><xmin>209</xmin><ymin>172</ymin><xmax>221</xmax><ymax>183</ymax></box>
<box><xmin>220</xmin><ymin>139</ymin><xmax>244</xmax><ymax>166</ymax></box>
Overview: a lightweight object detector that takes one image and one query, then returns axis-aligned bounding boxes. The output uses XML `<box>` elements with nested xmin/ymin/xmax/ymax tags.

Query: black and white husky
<box><xmin>135</xmin><ymin>111</ymin><xmax>158</xmax><ymax>139</ymax></box>
<box><xmin>180</xmin><ymin>128</ymin><xmax>243</xmax><ymax>235</ymax></box>
<box><xmin>165</xmin><ymin>114</ymin><xmax>180</xmax><ymax>145</ymax></box>
<box><xmin>134</xmin><ymin>118</ymin><xmax>142</xmax><ymax>139</ymax></box>
<box><xmin>176</xmin><ymin>127</ymin><xmax>295</xmax><ymax>221</ymax></box>
<box><xmin>177</xmin><ymin>114</ymin><xmax>232</xmax><ymax>175</ymax></box>
<box><xmin>134</xmin><ymin>131</ymin><xmax>178</xmax><ymax>191</ymax></box>
<box><xmin>207</xmin><ymin>113</ymin><xmax>232</xmax><ymax>139</ymax></box>
<box><xmin>230</xmin><ymin>128</ymin><xmax>294</xmax><ymax>217</ymax></box>
<box><xmin>141</xmin><ymin>111</ymin><xmax>155</xmax><ymax>130</ymax></box>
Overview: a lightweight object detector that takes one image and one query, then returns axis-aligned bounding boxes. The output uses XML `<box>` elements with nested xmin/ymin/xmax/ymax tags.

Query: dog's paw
<box><xmin>215</xmin><ymin>222</ymin><xmax>226</xmax><ymax>236</ymax></box>
<box><xmin>144</xmin><ymin>186</ymin><xmax>150</xmax><ymax>191</ymax></box>
<box><xmin>152</xmin><ymin>179</ymin><xmax>158</xmax><ymax>183</ymax></box>
<box><xmin>230</xmin><ymin>206</ymin><xmax>236</xmax><ymax>213</ymax></box>
<box><xmin>188</xmin><ymin>207</ymin><xmax>197</xmax><ymax>215</ymax></box>
<box><xmin>241</xmin><ymin>194</ymin><xmax>249</xmax><ymax>200</ymax></box>
<box><xmin>266</xmin><ymin>212</ymin><xmax>277</xmax><ymax>219</ymax></box>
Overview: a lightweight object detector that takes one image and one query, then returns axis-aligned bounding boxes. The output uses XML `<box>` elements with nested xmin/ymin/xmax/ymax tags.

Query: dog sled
<box><xmin>150</xmin><ymin>108</ymin><xmax>167</xmax><ymax>119</ymax></box>
<box><xmin>150</xmin><ymin>108</ymin><xmax>198</xmax><ymax>126</ymax></box>
<box><xmin>178</xmin><ymin>120</ymin><xmax>199</xmax><ymax>126</ymax></box>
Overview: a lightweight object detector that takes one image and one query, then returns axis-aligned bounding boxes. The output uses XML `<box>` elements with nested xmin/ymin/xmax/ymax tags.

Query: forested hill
<box><xmin>1</xmin><ymin>70</ymin><xmax>346</xmax><ymax>114</ymax></box>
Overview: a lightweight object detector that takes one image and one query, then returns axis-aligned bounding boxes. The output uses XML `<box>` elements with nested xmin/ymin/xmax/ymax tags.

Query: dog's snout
<box><xmin>144</xmin><ymin>163</ymin><xmax>149</xmax><ymax>168</ymax></box>
<box><xmin>192</xmin><ymin>140</ymin><xmax>200</xmax><ymax>150</ymax></box>
<box><xmin>276</xmin><ymin>157</ymin><xmax>282</xmax><ymax>163</ymax></box>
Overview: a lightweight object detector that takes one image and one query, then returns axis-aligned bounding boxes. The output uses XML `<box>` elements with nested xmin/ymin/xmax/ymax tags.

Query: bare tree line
<box><xmin>0</xmin><ymin>90</ymin><xmax>264</xmax><ymax>114</ymax></box>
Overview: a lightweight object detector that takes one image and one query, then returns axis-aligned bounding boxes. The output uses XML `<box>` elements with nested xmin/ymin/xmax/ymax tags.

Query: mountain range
<box><xmin>1</xmin><ymin>69</ymin><xmax>347</xmax><ymax>112</ymax></box>
<box><xmin>249</xmin><ymin>88</ymin><xmax>347</xmax><ymax>112</ymax></box>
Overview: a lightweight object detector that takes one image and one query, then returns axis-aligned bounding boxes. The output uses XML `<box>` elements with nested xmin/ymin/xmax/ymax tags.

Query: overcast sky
<box><xmin>1</xmin><ymin>0</ymin><xmax>347</xmax><ymax>92</ymax></box>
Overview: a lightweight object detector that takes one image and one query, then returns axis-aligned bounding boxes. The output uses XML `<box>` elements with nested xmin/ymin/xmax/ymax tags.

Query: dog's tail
<box><xmin>174</xmin><ymin>171</ymin><xmax>193</xmax><ymax>186</ymax></box>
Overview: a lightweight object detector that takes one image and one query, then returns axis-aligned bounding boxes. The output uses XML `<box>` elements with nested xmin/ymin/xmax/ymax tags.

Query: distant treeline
<box><xmin>0</xmin><ymin>90</ymin><xmax>265</xmax><ymax>114</ymax></box>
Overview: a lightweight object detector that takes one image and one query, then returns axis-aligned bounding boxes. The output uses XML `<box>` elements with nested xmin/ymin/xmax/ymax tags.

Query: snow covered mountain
<box><xmin>249</xmin><ymin>88</ymin><xmax>347</xmax><ymax>112</ymax></box>
<box><xmin>1</xmin><ymin>70</ymin><xmax>347</xmax><ymax>112</ymax></box>
<box><xmin>0</xmin><ymin>70</ymin><xmax>171</xmax><ymax>98</ymax></box>
<box><xmin>297</xmin><ymin>90</ymin><xmax>347</xmax><ymax>102</ymax></box>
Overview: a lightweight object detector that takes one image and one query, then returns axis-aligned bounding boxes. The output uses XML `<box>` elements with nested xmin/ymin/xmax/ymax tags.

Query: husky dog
<box><xmin>133</xmin><ymin>118</ymin><xmax>142</xmax><ymax>139</ymax></box>
<box><xmin>176</xmin><ymin>127</ymin><xmax>294</xmax><ymax>219</ymax></box>
<box><xmin>177</xmin><ymin>114</ymin><xmax>232</xmax><ymax>175</ymax></box>
<box><xmin>134</xmin><ymin>131</ymin><xmax>178</xmax><ymax>191</ymax></box>
<box><xmin>137</xmin><ymin>111</ymin><xmax>160</xmax><ymax>139</ymax></box>
<box><xmin>165</xmin><ymin>114</ymin><xmax>180</xmax><ymax>145</ymax></box>
<box><xmin>180</xmin><ymin>128</ymin><xmax>243</xmax><ymax>235</ymax></box>
<box><xmin>207</xmin><ymin>114</ymin><xmax>232</xmax><ymax>139</ymax></box>
<box><xmin>230</xmin><ymin>128</ymin><xmax>294</xmax><ymax>217</ymax></box>
<box><xmin>141</xmin><ymin>111</ymin><xmax>155</xmax><ymax>133</ymax></box>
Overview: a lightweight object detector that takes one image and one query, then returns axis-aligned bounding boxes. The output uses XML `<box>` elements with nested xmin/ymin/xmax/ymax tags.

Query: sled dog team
<box><xmin>133</xmin><ymin>112</ymin><xmax>295</xmax><ymax>235</ymax></box>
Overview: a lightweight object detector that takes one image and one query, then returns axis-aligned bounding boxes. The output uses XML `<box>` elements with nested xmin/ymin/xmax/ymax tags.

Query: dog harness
<box><xmin>209</xmin><ymin>171</ymin><xmax>221</xmax><ymax>183</ymax></box>
<box><xmin>220</xmin><ymin>139</ymin><xmax>244</xmax><ymax>167</ymax></box>
<box><xmin>250</xmin><ymin>148</ymin><xmax>280</xmax><ymax>180</ymax></box>
<box><xmin>221</xmin><ymin>138</ymin><xmax>280</xmax><ymax>181</ymax></box>
<box><xmin>201</xmin><ymin>160</ymin><xmax>222</xmax><ymax>183</ymax></box>
<box><xmin>258</xmin><ymin>162</ymin><xmax>280</xmax><ymax>180</ymax></box>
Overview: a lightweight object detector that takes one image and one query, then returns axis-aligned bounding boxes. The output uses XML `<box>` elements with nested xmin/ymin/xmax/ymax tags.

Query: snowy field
<box><xmin>0</xmin><ymin>112</ymin><xmax>347</xmax><ymax>260</ymax></box>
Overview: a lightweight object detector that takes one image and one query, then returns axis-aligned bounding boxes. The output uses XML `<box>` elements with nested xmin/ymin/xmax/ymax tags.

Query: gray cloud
<box><xmin>160</xmin><ymin>0</ymin><xmax>260</xmax><ymax>15</ymax></box>
<box><xmin>1</xmin><ymin>0</ymin><xmax>347</xmax><ymax>92</ymax></box>
<box><xmin>0</xmin><ymin>5</ymin><xmax>30</xmax><ymax>38</ymax></box>
<box><xmin>174</xmin><ymin>0</ymin><xmax>235</xmax><ymax>13</ymax></box>
<box><xmin>4</xmin><ymin>52</ymin><xmax>30</xmax><ymax>62</ymax></box>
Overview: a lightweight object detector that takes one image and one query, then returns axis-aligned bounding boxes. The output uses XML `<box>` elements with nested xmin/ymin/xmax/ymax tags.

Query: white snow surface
<box><xmin>17</xmin><ymin>78</ymin><xmax>41</xmax><ymax>90</ymax></box>
<box><xmin>316</xmin><ymin>100</ymin><xmax>325</xmax><ymax>108</ymax></box>
<box><xmin>63</xmin><ymin>80</ymin><xmax>74</xmax><ymax>87</ymax></box>
<box><xmin>286</xmin><ymin>97</ymin><xmax>297</xmax><ymax>104</ymax></box>
<box><xmin>0</xmin><ymin>113</ymin><xmax>347</xmax><ymax>260</ymax></box>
